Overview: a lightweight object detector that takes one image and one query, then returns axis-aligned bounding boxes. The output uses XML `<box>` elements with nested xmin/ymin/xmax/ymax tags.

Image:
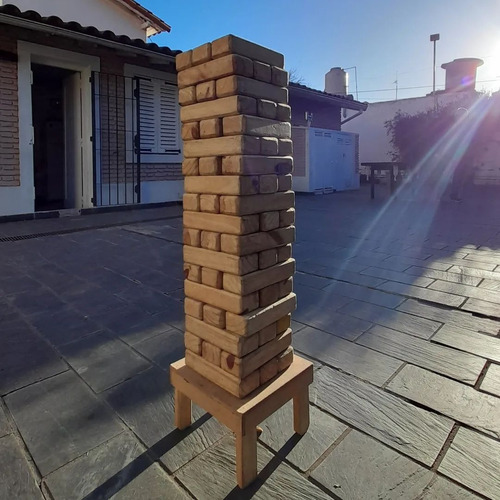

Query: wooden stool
<box><xmin>170</xmin><ymin>355</ymin><xmax>313</xmax><ymax>488</ymax></box>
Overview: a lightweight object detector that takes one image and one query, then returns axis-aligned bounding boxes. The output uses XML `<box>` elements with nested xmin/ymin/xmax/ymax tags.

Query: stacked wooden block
<box><xmin>177</xmin><ymin>35</ymin><xmax>296</xmax><ymax>398</ymax></box>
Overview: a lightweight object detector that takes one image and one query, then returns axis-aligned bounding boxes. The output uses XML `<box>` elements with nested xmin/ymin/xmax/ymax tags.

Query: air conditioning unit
<box><xmin>291</xmin><ymin>126</ymin><xmax>360</xmax><ymax>193</ymax></box>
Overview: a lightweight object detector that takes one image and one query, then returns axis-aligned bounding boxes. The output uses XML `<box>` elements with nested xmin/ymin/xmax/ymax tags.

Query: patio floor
<box><xmin>1</xmin><ymin>184</ymin><xmax>499</xmax><ymax>499</ymax></box>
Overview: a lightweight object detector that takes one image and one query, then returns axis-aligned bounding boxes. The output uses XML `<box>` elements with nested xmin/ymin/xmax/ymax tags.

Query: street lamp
<box><xmin>430</xmin><ymin>33</ymin><xmax>440</xmax><ymax>109</ymax></box>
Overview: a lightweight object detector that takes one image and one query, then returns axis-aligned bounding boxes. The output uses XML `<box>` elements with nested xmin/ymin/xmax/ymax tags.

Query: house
<box><xmin>288</xmin><ymin>82</ymin><xmax>368</xmax><ymax>193</ymax></box>
<box><xmin>0</xmin><ymin>1</ymin><xmax>182</xmax><ymax>218</ymax></box>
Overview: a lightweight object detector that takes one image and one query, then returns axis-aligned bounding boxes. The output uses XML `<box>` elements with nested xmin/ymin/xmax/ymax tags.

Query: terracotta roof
<box><xmin>289</xmin><ymin>82</ymin><xmax>368</xmax><ymax>111</ymax></box>
<box><xmin>0</xmin><ymin>4</ymin><xmax>180</xmax><ymax>57</ymax></box>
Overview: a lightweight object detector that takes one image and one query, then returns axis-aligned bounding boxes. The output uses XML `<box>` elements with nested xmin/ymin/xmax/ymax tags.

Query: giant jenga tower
<box><xmin>171</xmin><ymin>35</ymin><xmax>312</xmax><ymax>488</ymax></box>
<box><xmin>177</xmin><ymin>35</ymin><xmax>296</xmax><ymax>397</ymax></box>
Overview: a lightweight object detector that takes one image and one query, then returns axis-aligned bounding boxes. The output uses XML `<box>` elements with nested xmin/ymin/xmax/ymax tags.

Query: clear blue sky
<box><xmin>143</xmin><ymin>0</ymin><xmax>500</xmax><ymax>102</ymax></box>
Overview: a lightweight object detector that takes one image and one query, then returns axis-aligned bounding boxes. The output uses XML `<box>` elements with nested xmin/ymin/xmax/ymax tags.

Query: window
<box><xmin>124</xmin><ymin>64</ymin><xmax>181</xmax><ymax>163</ymax></box>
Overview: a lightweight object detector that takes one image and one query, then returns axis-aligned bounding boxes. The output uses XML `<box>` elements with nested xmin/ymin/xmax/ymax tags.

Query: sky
<box><xmin>142</xmin><ymin>0</ymin><xmax>500</xmax><ymax>103</ymax></box>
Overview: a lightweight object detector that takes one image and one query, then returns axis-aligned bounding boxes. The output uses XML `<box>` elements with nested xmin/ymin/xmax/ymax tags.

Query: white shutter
<box><xmin>159</xmin><ymin>82</ymin><xmax>180</xmax><ymax>152</ymax></box>
<box><xmin>138</xmin><ymin>78</ymin><xmax>157</xmax><ymax>152</ymax></box>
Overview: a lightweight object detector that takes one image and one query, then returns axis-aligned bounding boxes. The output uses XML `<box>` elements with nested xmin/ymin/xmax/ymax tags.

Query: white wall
<box><xmin>343</xmin><ymin>93</ymin><xmax>478</xmax><ymax>163</ymax></box>
<box><xmin>1</xmin><ymin>0</ymin><xmax>146</xmax><ymax>40</ymax></box>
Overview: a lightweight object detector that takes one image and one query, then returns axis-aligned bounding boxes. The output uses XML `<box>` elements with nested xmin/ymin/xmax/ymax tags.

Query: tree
<box><xmin>288</xmin><ymin>68</ymin><xmax>306</xmax><ymax>85</ymax></box>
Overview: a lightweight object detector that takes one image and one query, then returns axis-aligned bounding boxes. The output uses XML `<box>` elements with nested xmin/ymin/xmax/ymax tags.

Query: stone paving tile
<box><xmin>293</xmin><ymin>271</ymin><xmax>331</xmax><ymax>290</ymax></box>
<box><xmin>311</xmin><ymin>366</ymin><xmax>454</xmax><ymax>466</ymax></box>
<box><xmin>5</xmin><ymin>370</ymin><xmax>123</xmax><ymax>476</ymax></box>
<box><xmin>45</xmin><ymin>431</ymin><xmax>188</xmax><ymax>500</ymax></box>
<box><xmin>480</xmin><ymin>363</ymin><xmax>500</xmax><ymax>397</ymax></box>
<box><xmin>117</xmin><ymin>284</ymin><xmax>181</xmax><ymax>315</ymax></box>
<box><xmin>259</xmin><ymin>401</ymin><xmax>347</xmax><ymax>472</ymax></box>
<box><xmin>323</xmin><ymin>280</ymin><xmax>405</xmax><ymax>308</ymax></box>
<box><xmin>397</xmin><ymin>299</ymin><xmax>500</xmax><ymax>335</ymax></box>
<box><xmin>0</xmin><ymin>434</ymin><xmax>43</xmax><ymax>499</ymax></box>
<box><xmin>432</xmin><ymin>324</ymin><xmax>500</xmax><ymax>363</ymax></box>
<box><xmin>433</xmin><ymin>257</ymin><xmax>498</xmax><ymax>271</ymax></box>
<box><xmin>461</xmin><ymin>297</ymin><xmax>500</xmax><ymax>318</ymax></box>
<box><xmin>0</xmin><ymin>405</ymin><xmax>9</xmax><ymax>438</ymax></box>
<box><xmin>311</xmin><ymin>431</ymin><xmax>433</xmax><ymax>499</ymax></box>
<box><xmin>404</xmin><ymin>266</ymin><xmax>483</xmax><ymax>286</ymax></box>
<box><xmin>338</xmin><ymin>300</ymin><xmax>441</xmax><ymax>339</ymax></box>
<box><xmin>360</xmin><ymin>266</ymin><xmax>434</xmax><ymax>287</ymax></box>
<box><xmin>438</xmin><ymin>427</ymin><xmax>500</xmax><ymax>499</ymax></box>
<box><xmin>377</xmin><ymin>280</ymin><xmax>466</xmax><ymax>307</ymax></box>
<box><xmin>104</xmin><ymin>366</ymin><xmax>228</xmax><ymax>473</ymax></box>
<box><xmin>58</xmin><ymin>332</ymin><xmax>152</xmax><ymax>393</ymax></box>
<box><xmin>132</xmin><ymin>328</ymin><xmax>185</xmax><ymax>370</ymax></box>
<box><xmin>387</xmin><ymin>365</ymin><xmax>500</xmax><ymax>438</ymax></box>
<box><xmin>7</xmin><ymin>287</ymin><xmax>67</xmax><ymax>317</ymax></box>
<box><xmin>357</xmin><ymin>325</ymin><xmax>485</xmax><ymax>385</ymax></box>
<box><xmin>449</xmin><ymin>265</ymin><xmax>500</xmax><ymax>280</ymax></box>
<box><xmin>175</xmin><ymin>435</ymin><xmax>331</xmax><ymax>500</ymax></box>
<box><xmin>378</xmin><ymin>256</ymin><xmax>452</xmax><ymax>272</ymax></box>
<box><xmin>419</xmin><ymin>476</ymin><xmax>480</xmax><ymax>499</ymax></box>
<box><xmin>0</xmin><ymin>274</ymin><xmax>43</xmax><ymax>295</ymax></box>
<box><xmin>294</xmin><ymin>326</ymin><xmax>402</xmax><ymax>386</ymax></box>
<box><xmin>430</xmin><ymin>280</ymin><xmax>500</xmax><ymax>304</ymax></box>
<box><xmin>0</xmin><ymin>323</ymin><xmax>68</xmax><ymax>396</ymax></box>
<box><xmin>479</xmin><ymin>278</ymin><xmax>500</xmax><ymax>291</ymax></box>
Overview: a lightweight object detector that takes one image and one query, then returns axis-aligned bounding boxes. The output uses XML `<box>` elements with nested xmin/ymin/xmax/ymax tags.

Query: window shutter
<box><xmin>159</xmin><ymin>82</ymin><xmax>179</xmax><ymax>152</ymax></box>
<box><xmin>138</xmin><ymin>79</ymin><xmax>156</xmax><ymax>152</ymax></box>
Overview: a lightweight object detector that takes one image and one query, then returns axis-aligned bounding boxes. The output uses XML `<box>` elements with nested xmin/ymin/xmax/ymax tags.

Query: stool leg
<box><xmin>293</xmin><ymin>386</ymin><xmax>310</xmax><ymax>435</ymax></box>
<box><xmin>174</xmin><ymin>388</ymin><xmax>191</xmax><ymax>430</ymax></box>
<box><xmin>236</xmin><ymin>425</ymin><xmax>257</xmax><ymax>488</ymax></box>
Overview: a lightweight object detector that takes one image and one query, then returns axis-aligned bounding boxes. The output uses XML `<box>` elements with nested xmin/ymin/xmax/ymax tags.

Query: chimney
<box><xmin>441</xmin><ymin>58</ymin><xmax>484</xmax><ymax>92</ymax></box>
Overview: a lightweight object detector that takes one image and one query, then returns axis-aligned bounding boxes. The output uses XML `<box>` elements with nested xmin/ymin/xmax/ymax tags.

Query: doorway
<box><xmin>31</xmin><ymin>64</ymin><xmax>82</xmax><ymax>211</ymax></box>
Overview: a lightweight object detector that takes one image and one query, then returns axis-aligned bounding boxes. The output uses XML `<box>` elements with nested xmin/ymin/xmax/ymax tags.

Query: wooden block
<box><xmin>278</xmin><ymin>346</ymin><xmax>294</xmax><ymax>372</ymax></box>
<box><xmin>202</xmin><ymin>341</ymin><xmax>222</xmax><ymax>366</ymax></box>
<box><xmin>200</xmin><ymin>194</ymin><xmax>220</xmax><ymax>213</ymax></box>
<box><xmin>222</xmin><ymin>156</ymin><xmax>293</xmax><ymax>176</ymax></box>
<box><xmin>259</xmin><ymin>174</ymin><xmax>278</xmax><ymax>194</ymax></box>
<box><xmin>182</xmin><ymin>122</ymin><xmax>200</xmax><ymax>141</ymax></box>
<box><xmin>178</xmin><ymin>53</ymin><xmax>253</xmax><ymax>88</ymax></box>
<box><xmin>184</xmin><ymin>263</ymin><xmax>201</xmax><ymax>283</ymax></box>
<box><xmin>184</xmin><ymin>135</ymin><xmax>261</xmax><ymax>158</ymax></box>
<box><xmin>179</xmin><ymin>86</ymin><xmax>196</xmax><ymax>105</ymax></box>
<box><xmin>257</xmin><ymin>99</ymin><xmax>277</xmax><ymax>120</ymax></box>
<box><xmin>223</xmin><ymin>259</ymin><xmax>295</xmax><ymax>295</ymax></box>
<box><xmin>203</xmin><ymin>304</ymin><xmax>226</xmax><ymax>328</ymax></box>
<box><xmin>277</xmin><ymin>244</ymin><xmax>292</xmax><ymax>262</ymax></box>
<box><xmin>186</xmin><ymin>315</ymin><xmax>259</xmax><ymax>356</ymax></box>
<box><xmin>183</xmin><ymin>193</ymin><xmax>200</xmax><ymax>212</ymax></box>
<box><xmin>180</xmin><ymin>95</ymin><xmax>257</xmax><ymax>123</ymax></box>
<box><xmin>279</xmin><ymin>208</ymin><xmax>295</xmax><ymax>227</ymax></box>
<box><xmin>185</xmin><ymin>350</ymin><xmax>260</xmax><ymax>397</ymax></box>
<box><xmin>184</xmin><ymin>246</ymin><xmax>258</xmax><ymax>275</ymax></box>
<box><xmin>258</xmin><ymin>248</ymin><xmax>278</xmax><ymax>269</ymax></box>
<box><xmin>185</xmin><ymin>175</ymin><xmax>259</xmax><ymax>195</ymax></box>
<box><xmin>260</xmin><ymin>283</ymin><xmax>280</xmax><ymax>307</ymax></box>
<box><xmin>278</xmin><ymin>139</ymin><xmax>293</xmax><ymax>156</ymax></box>
<box><xmin>259</xmin><ymin>211</ymin><xmax>279</xmax><ymax>232</ymax></box>
<box><xmin>201</xmin><ymin>266</ymin><xmax>223</xmax><ymax>288</ymax></box>
<box><xmin>200</xmin><ymin>118</ymin><xmax>222</xmax><ymax>138</ymax></box>
<box><xmin>254</xmin><ymin>61</ymin><xmax>272</xmax><ymax>82</ymax></box>
<box><xmin>221</xmin><ymin>226</ymin><xmax>295</xmax><ymax>256</ymax></box>
<box><xmin>279</xmin><ymin>277</ymin><xmax>293</xmax><ymax>298</ymax></box>
<box><xmin>196</xmin><ymin>80</ymin><xmax>216</xmax><ymax>102</ymax></box>
<box><xmin>185</xmin><ymin>298</ymin><xmax>204</xmax><ymax>320</ymax></box>
<box><xmin>199</xmin><ymin>156</ymin><xmax>222</xmax><ymax>175</ymax></box>
<box><xmin>260</xmin><ymin>137</ymin><xmax>279</xmax><ymax>155</ymax></box>
<box><xmin>211</xmin><ymin>34</ymin><xmax>284</xmax><ymax>68</ymax></box>
<box><xmin>176</xmin><ymin>50</ymin><xmax>192</xmax><ymax>71</ymax></box>
<box><xmin>277</xmin><ymin>174</ymin><xmax>292</xmax><ymax>192</ymax></box>
<box><xmin>226</xmin><ymin>293</ymin><xmax>296</xmax><ymax>336</ymax></box>
<box><xmin>220</xmin><ymin>329</ymin><xmax>292</xmax><ymax>378</ymax></box>
<box><xmin>220</xmin><ymin>191</ymin><xmax>294</xmax><ymax>216</ymax></box>
<box><xmin>276</xmin><ymin>103</ymin><xmax>291</xmax><ymax>122</ymax></box>
<box><xmin>192</xmin><ymin>42</ymin><xmax>212</xmax><ymax>65</ymax></box>
<box><xmin>183</xmin><ymin>228</ymin><xmax>201</xmax><ymax>247</ymax></box>
<box><xmin>223</xmin><ymin>115</ymin><xmax>291</xmax><ymax>139</ymax></box>
<box><xmin>277</xmin><ymin>314</ymin><xmax>291</xmax><ymax>334</ymax></box>
<box><xmin>259</xmin><ymin>323</ymin><xmax>277</xmax><ymax>345</ymax></box>
<box><xmin>260</xmin><ymin>358</ymin><xmax>278</xmax><ymax>384</ymax></box>
<box><xmin>184</xmin><ymin>211</ymin><xmax>259</xmax><ymax>235</ymax></box>
<box><xmin>185</xmin><ymin>280</ymin><xmax>259</xmax><ymax>315</ymax></box>
<box><xmin>182</xmin><ymin>158</ymin><xmax>199</xmax><ymax>176</ymax></box>
<box><xmin>185</xmin><ymin>331</ymin><xmax>202</xmax><ymax>355</ymax></box>
<box><xmin>271</xmin><ymin>66</ymin><xmax>289</xmax><ymax>87</ymax></box>
<box><xmin>216</xmin><ymin>75</ymin><xmax>288</xmax><ymax>104</ymax></box>
<box><xmin>200</xmin><ymin>230</ymin><xmax>221</xmax><ymax>251</ymax></box>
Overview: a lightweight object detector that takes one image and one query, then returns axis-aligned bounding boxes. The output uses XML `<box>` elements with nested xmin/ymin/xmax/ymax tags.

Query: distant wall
<box><xmin>290</xmin><ymin>94</ymin><xmax>341</xmax><ymax>131</ymax></box>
